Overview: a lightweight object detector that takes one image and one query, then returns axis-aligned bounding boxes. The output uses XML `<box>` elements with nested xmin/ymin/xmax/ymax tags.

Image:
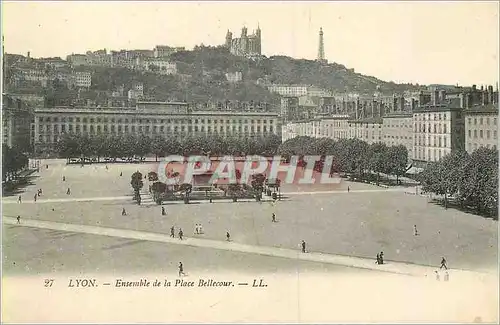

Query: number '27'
<box><xmin>44</xmin><ymin>279</ymin><xmax>54</xmax><ymax>287</ymax></box>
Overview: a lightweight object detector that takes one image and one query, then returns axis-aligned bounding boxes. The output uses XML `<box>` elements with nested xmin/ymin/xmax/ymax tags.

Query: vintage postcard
<box><xmin>1</xmin><ymin>1</ymin><xmax>498</xmax><ymax>323</ymax></box>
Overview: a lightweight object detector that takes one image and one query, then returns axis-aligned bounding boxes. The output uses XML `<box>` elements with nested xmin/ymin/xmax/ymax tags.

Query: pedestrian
<box><xmin>435</xmin><ymin>270</ymin><xmax>440</xmax><ymax>281</ymax></box>
<box><xmin>179</xmin><ymin>228</ymin><xmax>184</xmax><ymax>240</ymax></box>
<box><xmin>272</xmin><ymin>213</ymin><xmax>276</xmax><ymax>223</ymax></box>
<box><xmin>120</xmin><ymin>172</ymin><xmax>122</xmax><ymax>176</ymax></box>
<box><xmin>301</xmin><ymin>240</ymin><xmax>307</xmax><ymax>253</ymax></box>
<box><xmin>105</xmin><ymin>165</ymin><xmax>108</xmax><ymax>170</ymax></box>
<box><xmin>46</xmin><ymin>164</ymin><xmax>48</xmax><ymax>169</ymax></box>
<box><xmin>209</xmin><ymin>198</ymin><xmax>213</xmax><ymax>203</ymax></box>
<box><xmin>37</xmin><ymin>189</ymin><xmax>41</xmax><ymax>197</ymax></box>
<box><xmin>18</xmin><ymin>195</ymin><xmax>22</xmax><ymax>203</ymax></box>
<box><xmin>62</xmin><ymin>176</ymin><xmax>66</xmax><ymax>181</ymax></box>
<box><xmin>67</xmin><ymin>188</ymin><xmax>71</xmax><ymax>195</ymax></box>
<box><xmin>379</xmin><ymin>251</ymin><xmax>384</xmax><ymax>264</ymax></box>
<box><xmin>444</xmin><ymin>271</ymin><xmax>449</xmax><ymax>282</ymax></box>
<box><xmin>195</xmin><ymin>224</ymin><xmax>199</xmax><ymax>235</ymax></box>
<box><xmin>226</xmin><ymin>231</ymin><xmax>231</xmax><ymax>241</ymax></box>
<box><xmin>16</xmin><ymin>215</ymin><xmax>20</xmax><ymax>224</ymax></box>
<box><xmin>161</xmin><ymin>207</ymin><xmax>166</xmax><ymax>216</ymax></box>
<box><xmin>33</xmin><ymin>194</ymin><xmax>37</xmax><ymax>202</ymax></box>
<box><xmin>122</xmin><ymin>208</ymin><xmax>126</xmax><ymax>216</ymax></box>
<box><xmin>376</xmin><ymin>253</ymin><xmax>380</xmax><ymax>265</ymax></box>
<box><xmin>170</xmin><ymin>226</ymin><xmax>175</xmax><ymax>238</ymax></box>
<box><xmin>440</xmin><ymin>257</ymin><xmax>448</xmax><ymax>270</ymax></box>
<box><xmin>178</xmin><ymin>262</ymin><xmax>186</xmax><ymax>277</ymax></box>
<box><xmin>198</xmin><ymin>224</ymin><xmax>204</xmax><ymax>234</ymax></box>
<box><xmin>347</xmin><ymin>186</ymin><xmax>350</xmax><ymax>193</ymax></box>
<box><xmin>414</xmin><ymin>225</ymin><xmax>419</xmax><ymax>236</ymax></box>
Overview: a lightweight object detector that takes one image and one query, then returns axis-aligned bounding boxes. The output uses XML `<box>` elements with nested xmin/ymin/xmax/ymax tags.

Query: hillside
<box><xmin>88</xmin><ymin>45</ymin><xmax>422</xmax><ymax>104</ymax></box>
<box><xmin>168</xmin><ymin>45</ymin><xmax>422</xmax><ymax>94</ymax></box>
<box><xmin>8</xmin><ymin>46</ymin><xmax>424</xmax><ymax>106</ymax></box>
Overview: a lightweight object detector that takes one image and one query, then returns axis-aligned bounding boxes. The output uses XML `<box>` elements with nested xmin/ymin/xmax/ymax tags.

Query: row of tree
<box><xmin>57</xmin><ymin>133</ymin><xmax>282</xmax><ymax>161</ymax></box>
<box><xmin>277</xmin><ymin>136</ymin><xmax>409</xmax><ymax>184</ymax></box>
<box><xmin>2</xmin><ymin>145</ymin><xmax>29</xmax><ymax>182</ymax></box>
<box><xmin>419</xmin><ymin>147</ymin><xmax>498</xmax><ymax>218</ymax></box>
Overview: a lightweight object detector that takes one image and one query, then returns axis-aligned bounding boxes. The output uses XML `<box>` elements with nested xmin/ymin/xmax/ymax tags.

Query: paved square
<box><xmin>3</xmin><ymin>159</ymin><xmax>497</xmax><ymax>273</ymax></box>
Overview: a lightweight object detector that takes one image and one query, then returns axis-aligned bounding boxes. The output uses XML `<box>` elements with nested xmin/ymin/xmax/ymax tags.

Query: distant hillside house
<box><xmin>66</xmin><ymin>54</ymin><xmax>88</xmax><ymax>66</ymax></box>
<box><xmin>72</xmin><ymin>71</ymin><xmax>92</xmax><ymax>88</ymax></box>
<box><xmin>268</xmin><ymin>84</ymin><xmax>308</xmax><ymax>97</ymax></box>
<box><xmin>139</xmin><ymin>58</ymin><xmax>177</xmax><ymax>75</ymax></box>
<box><xmin>153</xmin><ymin>46</ymin><xmax>185</xmax><ymax>58</ymax></box>
<box><xmin>225</xmin><ymin>71</ymin><xmax>243</xmax><ymax>83</ymax></box>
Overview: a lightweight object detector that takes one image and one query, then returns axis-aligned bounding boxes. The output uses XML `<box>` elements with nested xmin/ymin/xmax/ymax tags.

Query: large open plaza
<box><xmin>2</xmin><ymin>159</ymin><xmax>498</xmax><ymax>322</ymax></box>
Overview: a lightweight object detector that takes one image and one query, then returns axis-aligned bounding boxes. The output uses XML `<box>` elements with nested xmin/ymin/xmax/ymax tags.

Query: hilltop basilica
<box><xmin>224</xmin><ymin>25</ymin><xmax>261</xmax><ymax>57</ymax></box>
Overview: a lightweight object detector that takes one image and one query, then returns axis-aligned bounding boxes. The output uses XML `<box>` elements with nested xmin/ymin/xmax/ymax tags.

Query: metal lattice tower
<box><xmin>317</xmin><ymin>27</ymin><xmax>326</xmax><ymax>63</ymax></box>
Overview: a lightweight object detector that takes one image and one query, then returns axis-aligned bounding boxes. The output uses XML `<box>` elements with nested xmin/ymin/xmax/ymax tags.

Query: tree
<box><xmin>151</xmin><ymin>137</ymin><xmax>165</xmax><ymax>162</ymax></box>
<box><xmin>148</xmin><ymin>171</ymin><xmax>159</xmax><ymax>182</ymax></box>
<box><xmin>460</xmin><ymin>148</ymin><xmax>498</xmax><ymax>215</ymax></box>
<box><xmin>2</xmin><ymin>145</ymin><xmax>28</xmax><ymax>181</ymax></box>
<box><xmin>386</xmin><ymin>145</ymin><xmax>408</xmax><ymax>184</ymax></box>
<box><xmin>250</xmin><ymin>173</ymin><xmax>266</xmax><ymax>200</ymax></box>
<box><xmin>367</xmin><ymin>142</ymin><xmax>388</xmax><ymax>185</ymax></box>
<box><xmin>131</xmin><ymin>171</ymin><xmax>143</xmax><ymax>204</ymax></box>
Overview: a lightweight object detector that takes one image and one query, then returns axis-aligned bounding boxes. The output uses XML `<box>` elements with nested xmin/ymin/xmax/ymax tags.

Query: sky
<box><xmin>2</xmin><ymin>1</ymin><xmax>499</xmax><ymax>86</ymax></box>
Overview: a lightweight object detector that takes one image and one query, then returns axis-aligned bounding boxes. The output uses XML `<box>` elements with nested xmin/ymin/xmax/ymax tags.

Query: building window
<box><xmin>468</xmin><ymin>130</ymin><xmax>471</xmax><ymax>138</ymax></box>
<box><xmin>474</xmin><ymin>130</ymin><xmax>477</xmax><ymax>138</ymax></box>
<box><xmin>487</xmin><ymin>118</ymin><xmax>490</xmax><ymax>125</ymax></box>
<box><xmin>474</xmin><ymin>118</ymin><xmax>477</xmax><ymax>125</ymax></box>
<box><xmin>487</xmin><ymin>130</ymin><xmax>491</xmax><ymax>139</ymax></box>
<box><xmin>480</xmin><ymin>117</ymin><xmax>483</xmax><ymax>125</ymax></box>
<box><xmin>443</xmin><ymin>124</ymin><xmax>447</xmax><ymax>133</ymax></box>
<box><xmin>480</xmin><ymin>130</ymin><xmax>483</xmax><ymax>138</ymax></box>
<box><xmin>494</xmin><ymin>131</ymin><xmax>498</xmax><ymax>139</ymax></box>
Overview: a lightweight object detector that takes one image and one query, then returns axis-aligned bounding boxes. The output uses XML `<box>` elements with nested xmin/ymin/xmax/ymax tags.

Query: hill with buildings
<box><xmin>4</xmin><ymin>45</ymin><xmax>424</xmax><ymax>108</ymax></box>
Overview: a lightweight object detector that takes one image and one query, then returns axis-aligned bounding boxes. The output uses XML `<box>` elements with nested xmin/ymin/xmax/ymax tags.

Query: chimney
<box><xmin>432</xmin><ymin>89</ymin><xmax>439</xmax><ymax>105</ymax></box>
<box><xmin>418</xmin><ymin>91</ymin><xmax>425</xmax><ymax>107</ymax></box>
<box><xmin>459</xmin><ymin>93</ymin><xmax>465</xmax><ymax>109</ymax></box>
<box><xmin>481</xmin><ymin>89</ymin><xmax>487</xmax><ymax>106</ymax></box>
<box><xmin>488</xmin><ymin>85</ymin><xmax>494</xmax><ymax>104</ymax></box>
<box><xmin>392</xmin><ymin>94</ymin><xmax>397</xmax><ymax>112</ymax></box>
<box><xmin>399</xmin><ymin>96</ymin><xmax>405</xmax><ymax>112</ymax></box>
<box><xmin>439</xmin><ymin>90</ymin><xmax>446</xmax><ymax>103</ymax></box>
<box><xmin>472</xmin><ymin>84</ymin><xmax>477</xmax><ymax>92</ymax></box>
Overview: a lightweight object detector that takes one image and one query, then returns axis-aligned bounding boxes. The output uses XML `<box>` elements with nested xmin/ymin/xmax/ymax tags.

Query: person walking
<box><xmin>179</xmin><ymin>228</ymin><xmax>184</xmax><ymax>240</ymax></box>
<box><xmin>120</xmin><ymin>172</ymin><xmax>122</xmax><ymax>176</ymax></box>
<box><xmin>16</xmin><ymin>215</ymin><xmax>21</xmax><ymax>224</ymax></box>
<box><xmin>178</xmin><ymin>262</ymin><xmax>186</xmax><ymax>277</ymax></box>
<box><xmin>435</xmin><ymin>270</ymin><xmax>440</xmax><ymax>281</ymax></box>
<box><xmin>271</xmin><ymin>213</ymin><xmax>277</xmax><ymax>223</ymax></box>
<box><xmin>440</xmin><ymin>257</ymin><xmax>448</xmax><ymax>270</ymax></box>
<box><xmin>347</xmin><ymin>186</ymin><xmax>350</xmax><ymax>193</ymax></box>
<box><xmin>414</xmin><ymin>225</ymin><xmax>419</xmax><ymax>236</ymax></box>
<box><xmin>18</xmin><ymin>195</ymin><xmax>22</xmax><ymax>203</ymax></box>
<box><xmin>121</xmin><ymin>208</ymin><xmax>127</xmax><ymax>216</ymax></box>
<box><xmin>161</xmin><ymin>207</ymin><xmax>166</xmax><ymax>216</ymax></box>
<box><xmin>33</xmin><ymin>194</ymin><xmax>37</xmax><ymax>202</ymax></box>
<box><xmin>67</xmin><ymin>188</ymin><xmax>71</xmax><ymax>195</ymax></box>
<box><xmin>379</xmin><ymin>251</ymin><xmax>384</xmax><ymax>264</ymax></box>
<box><xmin>198</xmin><ymin>224</ymin><xmax>204</xmax><ymax>235</ymax></box>
<box><xmin>226</xmin><ymin>231</ymin><xmax>231</xmax><ymax>242</ymax></box>
<box><xmin>170</xmin><ymin>226</ymin><xmax>175</xmax><ymax>238</ymax></box>
<box><xmin>301</xmin><ymin>240</ymin><xmax>307</xmax><ymax>253</ymax></box>
<box><xmin>195</xmin><ymin>224</ymin><xmax>199</xmax><ymax>235</ymax></box>
<box><xmin>62</xmin><ymin>176</ymin><xmax>66</xmax><ymax>182</ymax></box>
